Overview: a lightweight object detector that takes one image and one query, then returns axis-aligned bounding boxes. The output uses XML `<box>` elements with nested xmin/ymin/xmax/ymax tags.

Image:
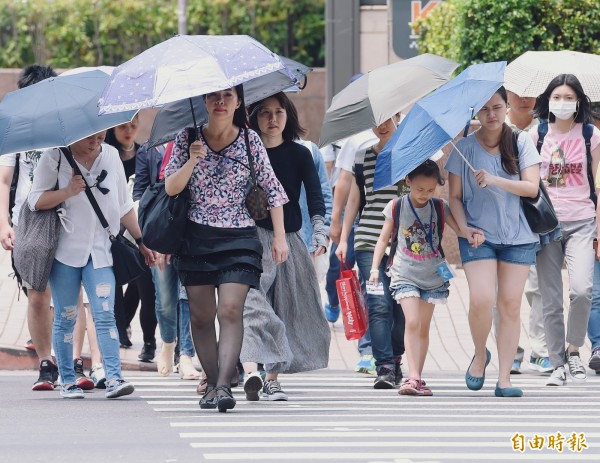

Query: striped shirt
<box><xmin>354</xmin><ymin>148</ymin><xmax>409</xmax><ymax>251</ymax></box>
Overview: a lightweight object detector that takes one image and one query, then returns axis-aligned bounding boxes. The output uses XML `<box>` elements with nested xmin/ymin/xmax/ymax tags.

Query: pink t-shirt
<box><xmin>529</xmin><ymin>123</ymin><xmax>600</xmax><ymax>222</ymax></box>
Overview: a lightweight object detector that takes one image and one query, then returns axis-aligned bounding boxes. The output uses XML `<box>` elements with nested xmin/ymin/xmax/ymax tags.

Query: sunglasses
<box><xmin>91</xmin><ymin>169</ymin><xmax>110</xmax><ymax>195</ymax></box>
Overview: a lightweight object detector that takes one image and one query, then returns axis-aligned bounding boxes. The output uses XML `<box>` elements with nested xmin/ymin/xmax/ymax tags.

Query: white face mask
<box><xmin>549</xmin><ymin>100</ymin><xmax>578</xmax><ymax>120</ymax></box>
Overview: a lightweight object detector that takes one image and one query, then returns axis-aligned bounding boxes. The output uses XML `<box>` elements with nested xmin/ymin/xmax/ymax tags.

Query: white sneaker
<box><xmin>546</xmin><ymin>366</ymin><xmax>567</xmax><ymax>386</ymax></box>
<box><xmin>567</xmin><ymin>352</ymin><xmax>587</xmax><ymax>382</ymax></box>
<box><xmin>243</xmin><ymin>371</ymin><xmax>263</xmax><ymax>401</ymax></box>
<box><xmin>89</xmin><ymin>363</ymin><xmax>106</xmax><ymax>389</ymax></box>
<box><xmin>60</xmin><ymin>383</ymin><xmax>85</xmax><ymax>399</ymax></box>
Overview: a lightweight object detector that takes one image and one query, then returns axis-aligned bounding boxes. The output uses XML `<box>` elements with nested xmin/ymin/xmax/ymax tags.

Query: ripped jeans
<box><xmin>49</xmin><ymin>257</ymin><xmax>123</xmax><ymax>386</ymax></box>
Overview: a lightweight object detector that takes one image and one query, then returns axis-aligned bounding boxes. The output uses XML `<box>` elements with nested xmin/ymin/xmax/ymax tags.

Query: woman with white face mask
<box><xmin>529</xmin><ymin>74</ymin><xmax>600</xmax><ymax>387</ymax></box>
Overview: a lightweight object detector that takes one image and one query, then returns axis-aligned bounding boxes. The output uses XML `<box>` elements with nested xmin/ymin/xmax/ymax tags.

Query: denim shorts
<box><xmin>391</xmin><ymin>281</ymin><xmax>450</xmax><ymax>305</ymax></box>
<box><xmin>458</xmin><ymin>237</ymin><xmax>538</xmax><ymax>266</ymax></box>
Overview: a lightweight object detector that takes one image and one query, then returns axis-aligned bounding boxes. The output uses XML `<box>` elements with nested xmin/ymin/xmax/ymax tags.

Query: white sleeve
<box><xmin>0</xmin><ymin>152</ymin><xmax>17</xmax><ymax>167</ymax></box>
<box><xmin>28</xmin><ymin>148</ymin><xmax>60</xmax><ymax>210</ymax></box>
<box><xmin>335</xmin><ymin>138</ymin><xmax>358</xmax><ymax>172</ymax></box>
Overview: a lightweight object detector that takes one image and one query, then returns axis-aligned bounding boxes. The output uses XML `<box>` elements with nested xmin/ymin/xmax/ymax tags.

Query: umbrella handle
<box><xmin>448</xmin><ymin>140</ymin><xmax>487</xmax><ymax>188</ymax></box>
<box><xmin>189</xmin><ymin>98</ymin><xmax>199</xmax><ymax>140</ymax></box>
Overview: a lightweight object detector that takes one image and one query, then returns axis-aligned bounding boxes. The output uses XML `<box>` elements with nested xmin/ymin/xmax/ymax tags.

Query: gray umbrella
<box><xmin>319</xmin><ymin>54</ymin><xmax>459</xmax><ymax>147</ymax></box>
<box><xmin>146</xmin><ymin>56</ymin><xmax>311</xmax><ymax>148</ymax></box>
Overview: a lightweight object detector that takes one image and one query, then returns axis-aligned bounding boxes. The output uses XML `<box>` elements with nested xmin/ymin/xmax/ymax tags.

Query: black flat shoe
<box><xmin>199</xmin><ymin>385</ymin><xmax>217</xmax><ymax>409</ymax></box>
<box><xmin>216</xmin><ymin>385</ymin><xmax>236</xmax><ymax>413</ymax></box>
<box><xmin>138</xmin><ymin>342</ymin><xmax>156</xmax><ymax>363</ymax></box>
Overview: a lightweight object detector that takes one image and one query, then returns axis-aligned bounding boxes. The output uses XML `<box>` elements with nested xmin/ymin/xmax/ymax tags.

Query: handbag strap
<box><xmin>59</xmin><ymin>147</ymin><xmax>113</xmax><ymax>239</ymax></box>
<box><xmin>244</xmin><ymin>129</ymin><xmax>257</xmax><ymax>185</ymax></box>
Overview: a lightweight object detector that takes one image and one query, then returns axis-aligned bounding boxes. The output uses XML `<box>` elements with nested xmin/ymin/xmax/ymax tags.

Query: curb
<box><xmin>0</xmin><ymin>344</ymin><xmax>159</xmax><ymax>372</ymax></box>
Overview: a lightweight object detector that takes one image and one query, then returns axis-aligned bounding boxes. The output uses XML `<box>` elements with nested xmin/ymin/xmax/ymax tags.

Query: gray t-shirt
<box><xmin>383</xmin><ymin>196</ymin><xmax>450</xmax><ymax>290</ymax></box>
<box><xmin>445</xmin><ymin>131</ymin><xmax>540</xmax><ymax>245</ymax></box>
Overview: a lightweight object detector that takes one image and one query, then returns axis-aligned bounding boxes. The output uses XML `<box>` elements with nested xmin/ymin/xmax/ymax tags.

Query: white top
<box><xmin>334</xmin><ymin>130</ymin><xmax>379</xmax><ymax>173</ymax></box>
<box><xmin>0</xmin><ymin>150</ymin><xmax>42</xmax><ymax>226</ymax></box>
<box><xmin>29</xmin><ymin>144</ymin><xmax>133</xmax><ymax>269</ymax></box>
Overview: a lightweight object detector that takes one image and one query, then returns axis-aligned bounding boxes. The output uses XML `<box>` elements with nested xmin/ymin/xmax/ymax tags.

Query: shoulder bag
<box><xmin>243</xmin><ymin>129</ymin><xmax>269</xmax><ymax>221</ymax></box>
<box><xmin>138</xmin><ymin>181</ymin><xmax>190</xmax><ymax>254</ymax></box>
<box><xmin>12</xmin><ymin>153</ymin><xmax>62</xmax><ymax>292</ymax></box>
<box><xmin>513</xmin><ymin>130</ymin><xmax>558</xmax><ymax>234</ymax></box>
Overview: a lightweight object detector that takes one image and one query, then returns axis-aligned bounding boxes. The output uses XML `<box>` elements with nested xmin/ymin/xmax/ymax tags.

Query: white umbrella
<box><xmin>319</xmin><ymin>54</ymin><xmax>458</xmax><ymax>147</ymax></box>
<box><xmin>98</xmin><ymin>34</ymin><xmax>296</xmax><ymax>114</ymax></box>
<box><xmin>505</xmin><ymin>50</ymin><xmax>600</xmax><ymax>101</ymax></box>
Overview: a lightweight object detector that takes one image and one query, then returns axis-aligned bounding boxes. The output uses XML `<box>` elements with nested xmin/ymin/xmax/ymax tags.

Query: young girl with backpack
<box><xmin>370</xmin><ymin>160</ymin><xmax>484</xmax><ymax>395</ymax></box>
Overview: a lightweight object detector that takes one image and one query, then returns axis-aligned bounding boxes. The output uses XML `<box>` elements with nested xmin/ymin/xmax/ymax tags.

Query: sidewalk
<box><xmin>0</xmin><ymin>248</ymin><xmax>592</xmax><ymax>373</ymax></box>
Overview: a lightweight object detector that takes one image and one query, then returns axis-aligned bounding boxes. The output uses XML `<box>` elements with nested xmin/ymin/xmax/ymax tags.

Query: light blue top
<box><xmin>298</xmin><ymin>141</ymin><xmax>333</xmax><ymax>252</ymax></box>
<box><xmin>445</xmin><ymin>131</ymin><xmax>540</xmax><ymax>245</ymax></box>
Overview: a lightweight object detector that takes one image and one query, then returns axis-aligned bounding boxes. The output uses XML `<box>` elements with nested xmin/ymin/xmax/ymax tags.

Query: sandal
<box><xmin>156</xmin><ymin>341</ymin><xmax>176</xmax><ymax>377</ymax></box>
<box><xmin>199</xmin><ymin>385</ymin><xmax>217</xmax><ymax>409</ymax></box>
<box><xmin>215</xmin><ymin>385</ymin><xmax>236</xmax><ymax>413</ymax></box>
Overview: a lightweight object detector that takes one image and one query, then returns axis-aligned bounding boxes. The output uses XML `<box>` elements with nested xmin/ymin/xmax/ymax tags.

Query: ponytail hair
<box><xmin>499</xmin><ymin>122</ymin><xmax>519</xmax><ymax>176</ymax></box>
<box><xmin>494</xmin><ymin>87</ymin><xmax>519</xmax><ymax>176</ymax></box>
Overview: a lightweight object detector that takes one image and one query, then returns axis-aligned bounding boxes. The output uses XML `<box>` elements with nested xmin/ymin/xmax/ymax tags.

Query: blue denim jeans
<box><xmin>177</xmin><ymin>289</ymin><xmax>195</xmax><ymax>358</ymax></box>
<box><xmin>355</xmin><ymin>250</ymin><xmax>404</xmax><ymax>367</ymax></box>
<box><xmin>49</xmin><ymin>258</ymin><xmax>122</xmax><ymax>385</ymax></box>
<box><xmin>589</xmin><ymin>260</ymin><xmax>600</xmax><ymax>350</ymax></box>
<box><xmin>151</xmin><ymin>263</ymin><xmax>195</xmax><ymax>356</ymax></box>
<box><xmin>326</xmin><ymin>229</ymin><xmax>356</xmax><ymax>308</ymax></box>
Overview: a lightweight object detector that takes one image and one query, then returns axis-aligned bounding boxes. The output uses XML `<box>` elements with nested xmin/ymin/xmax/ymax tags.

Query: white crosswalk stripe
<box><xmin>132</xmin><ymin>370</ymin><xmax>600</xmax><ymax>462</ymax></box>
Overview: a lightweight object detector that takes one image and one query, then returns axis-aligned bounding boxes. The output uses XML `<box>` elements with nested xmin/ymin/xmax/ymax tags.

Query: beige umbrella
<box><xmin>319</xmin><ymin>54</ymin><xmax>458</xmax><ymax>147</ymax></box>
<box><xmin>505</xmin><ymin>50</ymin><xmax>600</xmax><ymax>101</ymax></box>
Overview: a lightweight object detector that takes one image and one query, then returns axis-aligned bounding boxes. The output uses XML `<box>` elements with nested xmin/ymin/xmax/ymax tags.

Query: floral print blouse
<box><xmin>165</xmin><ymin>127</ymin><xmax>288</xmax><ymax>228</ymax></box>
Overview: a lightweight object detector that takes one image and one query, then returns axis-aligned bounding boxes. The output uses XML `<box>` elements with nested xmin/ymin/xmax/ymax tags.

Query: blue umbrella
<box><xmin>0</xmin><ymin>70</ymin><xmax>136</xmax><ymax>155</ymax></box>
<box><xmin>373</xmin><ymin>61</ymin><xmax>506</xmax><ymax>190</ymax></box>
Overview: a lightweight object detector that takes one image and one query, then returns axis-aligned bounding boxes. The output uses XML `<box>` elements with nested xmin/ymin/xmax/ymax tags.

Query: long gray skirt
<box><xmin>240</xmin><ymin>228</ymin><xmax>331</xmax><ymax>373</ymax></box>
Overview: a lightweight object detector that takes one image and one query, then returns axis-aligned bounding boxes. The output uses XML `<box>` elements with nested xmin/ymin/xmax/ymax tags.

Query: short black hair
<box><xmin>18</xmin><ymin>64</ymin><xmax>57</xmax><ymax>89</ymax></box>
<box><xmin>407</xmin><ymin>159</ymin><xmax>445</xmax><ymax>185</ymax></box>
<box><xmin>533</xmin><ymin>74</ymin><xmax>593</xmax><ymax>124</ymax></box>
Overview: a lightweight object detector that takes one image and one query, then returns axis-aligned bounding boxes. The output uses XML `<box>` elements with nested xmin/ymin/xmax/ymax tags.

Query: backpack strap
<box><xmin>386</xmin><ymin>196</ymin><xmax>403</xmax><ymax>273</ymax></box>
<box><xmin>8</xmin><ymin>152</ymin><xmax>20</xmax><ymax>220</ymax></box>
<box><xmin>433</xmin><ymin>198</ymin><xmax>445</xmax><ymax>259</ymax></box>
<box><xmin>583</xmin><ymin>123</ymin><xmax>597</xmax><ymax>207</ymax></box>
<box><xmin>536</xmin><ymin>122</ymin><xmax>548</xmax><ymax>154</ymax></box>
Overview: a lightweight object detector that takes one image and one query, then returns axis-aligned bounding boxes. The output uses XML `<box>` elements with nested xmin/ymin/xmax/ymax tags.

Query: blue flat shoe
<box><xmin>495</xmin><ymin>382</ymin><xmax>523</xmax><ymax>397</ymax></box>
<box><xmin>465</xmin><ymin>348</ymin><xmax>491</xmax><ymax>391</ymax></box>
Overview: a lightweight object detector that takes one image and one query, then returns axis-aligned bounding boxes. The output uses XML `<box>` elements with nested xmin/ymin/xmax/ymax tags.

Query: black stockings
<box><xmin>186</xmin><ymin>283</ymin><xmax>248</xmax><ymax>387</ymax></box>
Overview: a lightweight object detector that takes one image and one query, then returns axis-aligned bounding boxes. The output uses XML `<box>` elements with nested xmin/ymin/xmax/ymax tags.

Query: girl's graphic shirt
<box><xmin>383</xmin><ymin>196</ymin><xmax>450</xmax><ymax>290</ymax></box>
<box><xmin>530</xmin><ymin>122</ymin><xmax>600</xmax><ymax>222</ymax></box>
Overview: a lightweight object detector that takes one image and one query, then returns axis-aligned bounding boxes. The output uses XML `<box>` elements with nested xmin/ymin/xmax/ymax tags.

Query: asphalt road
<box><xmin>1</xmin><ymin>369</ymin><xmax>600</xmax><ymax>463</ymax></box>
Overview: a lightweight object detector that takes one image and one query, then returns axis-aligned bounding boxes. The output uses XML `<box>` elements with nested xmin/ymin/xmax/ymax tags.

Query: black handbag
<box><xmin>138</xmin><ymin>181</ymin><xmax>190</xmax><ymax>254</ymax></box>
<box><xmin>243</xmin><ymin>129</ymin><xmax>269</xmax><ymax>221</ymax></box>
<box><xmin>60</xmin><ymin>148</ymin><xmax>146</xmax><ymax>285</ymax></box>
<box><xmin>513</xmin><ymin>131</ymin><xmax>558</xmax><ymax>234</ymax></box>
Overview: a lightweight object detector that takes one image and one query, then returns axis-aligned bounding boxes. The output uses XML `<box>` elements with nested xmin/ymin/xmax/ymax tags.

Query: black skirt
<box><xmin>174</xmin><ymin>221</ymin><xmax>262</xmax><ymax>288</ymax></box>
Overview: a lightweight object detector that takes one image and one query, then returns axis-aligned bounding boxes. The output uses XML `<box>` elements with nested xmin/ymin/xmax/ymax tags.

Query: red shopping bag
<box><xmin>335</xmin><ymin>261</ymin><xmax>368</xmax><ymax>340</ymax></box>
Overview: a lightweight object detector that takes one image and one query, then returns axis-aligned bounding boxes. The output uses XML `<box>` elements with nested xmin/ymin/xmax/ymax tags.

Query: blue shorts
<box><xmin>458</xmin><ymin>237</ymin><xmax>538</xmax><ymax>266</ymax></box>
<box><xmin>391</xmin><ymin>282</ymin><xmax>450</xmax><ymax>305</ymax></box>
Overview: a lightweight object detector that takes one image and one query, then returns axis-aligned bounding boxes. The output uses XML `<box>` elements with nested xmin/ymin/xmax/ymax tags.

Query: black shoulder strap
<box><xmin>59</xmin><ymin>147</ymin><xmax>112</xmax><ymax>237</ymax></box>
<box><xmin>432</xmin><ymin>198</ymin><xmax>445</xmax><ymax>258</ymax></box>
<box><xmin>536</xmin><ymin>122</ymin><xmax>548</xmax><ymax>154</ymax></box>
<box><xmin>583</xmin><ymin>123</ymin><xmax>597</xmax><ymax>206</ymax></box>
<box><xmin>244</xmin><ymin>128</ymin><xmax>257</xmax><ymax>185</ymax></box>
<box><xmin>8</xmin><ymin>152</ymin><xmax>21</xmax><ymax>219</ymax></box>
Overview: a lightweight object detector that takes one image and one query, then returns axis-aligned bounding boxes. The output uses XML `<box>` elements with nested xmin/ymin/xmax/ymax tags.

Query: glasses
<box><xmin>91</xmin><ymin>169</ymin><xmax>110</xmax><ymax>195</ymax></box>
